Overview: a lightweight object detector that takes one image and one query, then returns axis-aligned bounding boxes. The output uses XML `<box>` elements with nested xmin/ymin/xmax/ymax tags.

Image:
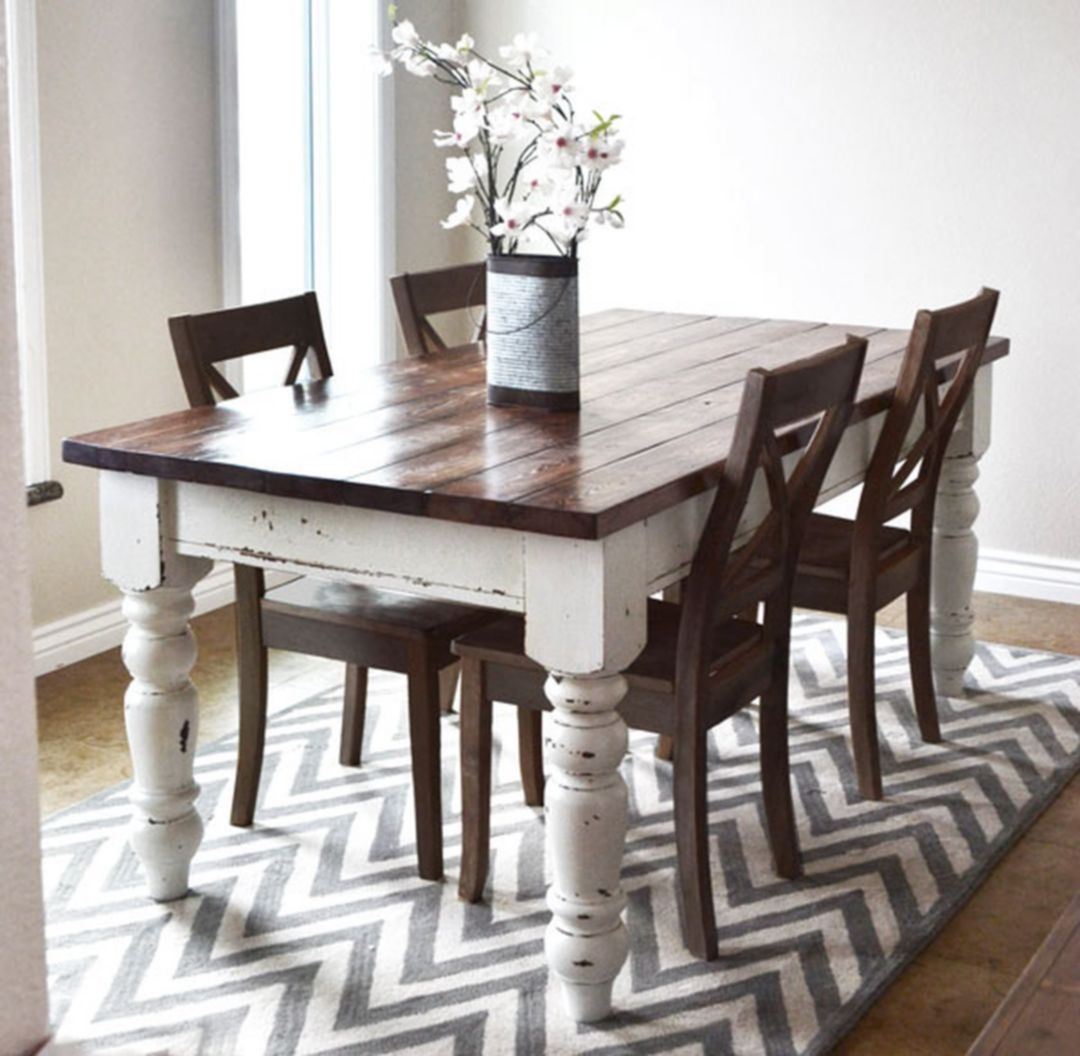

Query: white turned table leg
<box><xmin>930</xmin><ymin>367</ymin><xmax>993</xmax><ymax>696</ymax></box>
<box><xmin>121</xmin><ymin>554</ymin><xmax>210</xmax><ymax>900</ymax></box>
<box><xmin>931</xmin><ymin>450</ymin><xmax>981</xmax><ymax>695</ymax></box>
<box><xmin>523</xmin><ymin>526</ymin><xmax>648</xmax><ymax>1022</ymax></box>
<box><xmin>543</xmin><ymin>672</ymin><xmax>631</xmax><ymax>1023</ymax></box>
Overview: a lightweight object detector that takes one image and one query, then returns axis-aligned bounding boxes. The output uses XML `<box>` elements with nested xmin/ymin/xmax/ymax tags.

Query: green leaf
<box><xmin>388</xmin><ymin>3</ymin><xmax>397</xmax><ymax>21</ymax></box>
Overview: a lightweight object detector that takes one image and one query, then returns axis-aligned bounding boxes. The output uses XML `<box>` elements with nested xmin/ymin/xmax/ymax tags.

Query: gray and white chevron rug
<box><xmin>43</xmin><ymin>616</ymin><xmax>1080</xmax><ymax>1055</ymax></box>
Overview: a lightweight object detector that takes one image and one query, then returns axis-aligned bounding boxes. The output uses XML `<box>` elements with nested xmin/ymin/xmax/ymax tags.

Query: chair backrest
<box><xmin>676</xmin><ymin>336</ymin><xmax>868</xmax><ymax>684</ymax></box>
<box><xmin>168</xmin><ymin>291</ymin><xmax>332</xmax><ymax>408</ymax></box>
<box><xmin>856</xmin><ymin>287</ymin><xmax>999</xmax><ymax>540</ymax></box>
<box><xmin>390</xmin><ymin>262</ymin><xmax>486</xmax><ymax>357</ymax></box>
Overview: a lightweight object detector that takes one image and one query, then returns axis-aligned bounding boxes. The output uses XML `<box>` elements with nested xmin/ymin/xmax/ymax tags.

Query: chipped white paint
<box><xmin>172</xmin><ymin>481</ymin><xmax>525</xmax><ymax>610</ymax></box>
<box><xmin>523</xmin><ymin>527</ymin><xmax>646</xmax><ymax>1019</ymax></box>
<box><xmin>542</xmin><ymin>672</ymin><xmax>632</xmax><ymax>1022</ymax></box>
<box><xmin>120</xmin><ymin>553</ymin><xmax>211</xmax><ymax>900</ymax></box>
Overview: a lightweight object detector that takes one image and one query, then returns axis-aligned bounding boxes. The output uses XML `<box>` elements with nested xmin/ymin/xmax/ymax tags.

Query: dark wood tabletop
<box><xmin>62</xmin><ymin>310</ymin><xmax>1009</xmax><ymax>541</ymax></box>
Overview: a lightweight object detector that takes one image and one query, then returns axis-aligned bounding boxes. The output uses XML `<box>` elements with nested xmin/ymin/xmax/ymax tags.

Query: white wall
<box><xmin>0</xmin><ymin>2</ymin><xmax>50</xmax><ymax>1050</ymax></box>
<box><xmin>460</xmin><ymin>0</ymin><xmax>1080</xmax><ymax>581</ymax></box>
<box><xmin>30</xmin><ymin>1</ymin><xmax>221</xmax><ymax>629</ymax></box>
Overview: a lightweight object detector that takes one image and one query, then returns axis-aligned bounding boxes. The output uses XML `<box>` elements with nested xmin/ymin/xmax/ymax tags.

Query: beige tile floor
<box><xmin>35</xmin><ymin>592</ymin><xmax>1080</xmax><ymax>1054</ymax></box>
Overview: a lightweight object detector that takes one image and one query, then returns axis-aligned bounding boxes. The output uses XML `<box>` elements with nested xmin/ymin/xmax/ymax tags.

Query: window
<box><xmin>224</xmin><ymin>0</ymin><xmax>395</xmax><ymax>388</ymax></box>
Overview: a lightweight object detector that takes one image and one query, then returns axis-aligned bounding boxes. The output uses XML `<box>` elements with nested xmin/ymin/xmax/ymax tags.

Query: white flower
<box><xmin>540</xmin><ymin>124</ymin><xmax>581</xmax><ymax>168</ymax></box>
<box><xmin>433</xmin><ymin>117</ymin><xmax>478</xmax><ymax>149</ymax></box>
<box><xmin>581</xmin><ymin>135</ymin><xmax>623</xmax><ymax>171</ymax></box>
<box><xmin>499</xmin><ymin>32</ymin><xmax>541</xmax><ymax>67</ymax></box>
<box><xmin>451</xmin><ymin>88</ymin><xmax>485</xmax><ymax>121</ymax></box>
<box><xmin>391</xmin><ymin>20</ymin><xmax>420</xmax><ymax>48</ymax></box>
<box><xmin>466</xmin><ymin>59</ymin><xmax>502</xmax><ymax>97</ymax></box>
<box><xmin>490</xmin><ymin>198</ymin><xmax>535</xmax><ymax>239</ymax></box>
<box><xmin>369</xmin><ymin>47</ymin><xmax>394</xmax><ymax>77</ymax></box>
<box><xmin>456</xmin><ymin>33</ymin><xmax>475</xmax><ymax>54</ymax></box>
<box><xmin>402</xmin><ymin>50</ymin><xmax>436</xmax><ymax>77</ymax></box>
<box><xmin>441</xmin><ymin>194</ymin><xmax>475</xmax><ymax>230</ymax></box>
<box><xmin>534</xmin><ymin>65</ymin><xmax>573</xmax><ymax>105</ymax></box>
<box><xmin>445</xmin><ymin>154</ymin><xmax>485</xmax><ymax>193</ymax></box>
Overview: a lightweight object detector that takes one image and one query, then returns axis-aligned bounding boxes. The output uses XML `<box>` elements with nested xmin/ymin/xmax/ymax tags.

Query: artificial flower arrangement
<box><xmin>384</xmin><ymin>10</ymin><xmax>625</xmax><ymax>258</ymax></box>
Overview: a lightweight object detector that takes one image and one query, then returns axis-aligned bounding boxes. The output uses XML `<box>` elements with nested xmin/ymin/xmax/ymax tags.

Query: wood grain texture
<box><xmin>967</xmin><ymin>893</ymin><xmax>1080</xmax><ymax>1055</ymax></box>
<box><xmin>63</xmin><ymin>311</ymin><xmax>1010</xmax><ymax>541</ymax></box>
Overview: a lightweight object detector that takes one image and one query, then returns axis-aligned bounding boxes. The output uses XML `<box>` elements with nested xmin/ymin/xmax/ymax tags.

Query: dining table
<box><xmin>62</xmin><ymin>307</ymin><xmax>1008</xmax><ymax>1023</ymax></box>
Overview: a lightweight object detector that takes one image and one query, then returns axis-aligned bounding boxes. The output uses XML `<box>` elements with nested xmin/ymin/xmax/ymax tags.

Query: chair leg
<box><xmin>458</xmin><ymin>656</ymin><xmax>492</xmax><ymax>902</ymax></box>
<box><xmin>406</xmin><ymin>645</ymin><xmax>444</xmax><ymax>881</ymax></box>
<box><xmin>339</xmin><ymin>664</ymin><xmax>368</xmax><ymax>766</ymax></box>
<box><xmin>655</xmin><ymin>735</ymin><xmax>674</xmax><ymax>761</ymax></box>
<box><xmin>907</xmin><ymin>564</ymin><xmax>942</xmax><ymax>743</ymax></box>
<box><xmin>758</xmin><ymin>683</ymin><xmax>801</xmax><ymax>880</ymax></box>
<box><xmin>672</xmin><ymin>724</ymin><xmax>718</xmax><ymax>960</ymax></box>
<box><xmin>232</xmin><ymin>564</ymin><xmax>268</xmax><ymax>828</ymax></box>
<box><xmin>438</xmin><ymin>661</ymin><xmax>460</xmax><ymax>715</ymax></box>
<box><xmin>847</xmin><ymin>598</ymin><xmax>884</xmax><ymax>800</ymax></box>
<box><xmin>517</xmin><ymin>709</ymin><xmax>545</xmax><ymax>807</ymax></box>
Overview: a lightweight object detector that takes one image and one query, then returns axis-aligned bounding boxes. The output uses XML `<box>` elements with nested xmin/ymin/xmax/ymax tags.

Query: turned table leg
<box><xmin>523</xmin><ymin>527</ymin><xmax>648</xmax><ymax>1022</ymax></box>
<box><xmin>121</xmin><ymin>554</ymin><xmax>211</xmax><ymax>900</ymax></box>
<box><xmin>543</xmin><ymin>671</ymin><xmax>631</xmax><ymax>1022</ymax></box>
<box><xmin>930</xmin><ymin>368</ymin><xmax>993</xmax><ymax>696</ymax></box>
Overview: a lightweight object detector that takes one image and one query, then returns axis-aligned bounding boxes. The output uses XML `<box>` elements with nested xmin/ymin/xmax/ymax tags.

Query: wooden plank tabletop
<box><xmin>62</xmin><ymin>311</ymin><xmax>1010</xmax><ymax>541</ymax></box>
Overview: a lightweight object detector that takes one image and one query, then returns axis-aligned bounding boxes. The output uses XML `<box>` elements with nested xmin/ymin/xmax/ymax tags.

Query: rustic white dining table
<box><xmin>62</xmin><ymin>309</ymin><xmax>1007</xmax><ymax>1022</ymax></box>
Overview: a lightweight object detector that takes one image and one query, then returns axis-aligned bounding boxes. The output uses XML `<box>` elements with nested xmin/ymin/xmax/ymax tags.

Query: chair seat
<box><xmin>263</xmin><ymin>577</ymin><xmax>496</xmax><ymax>641</ymax></box>
<box><xmin>453</xmin><ymin>597</ymin><xmax>765</xmax><ymax>693</ymax></box>
<box><xmin>796</xmin><ymin>513</ymin><xmax>912</xmax><ymax>580</ymax></box>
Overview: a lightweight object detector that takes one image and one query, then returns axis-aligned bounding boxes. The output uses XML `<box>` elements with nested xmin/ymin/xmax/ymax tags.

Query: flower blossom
<box><xmin>540</xmin><ymin>124</ymin><xmax>581</xmax><ymax>168</ymax></box>
<box><xmin>490</xmin><ymin>198</ymin><xmax>535</xmax><ymax>239</ymax></box>
<box><xmin>499</xmin><ymin>31</ymin><xmax>541</xmax><ymax>67</ymax></box>
<box><xmin>446</xmin><ymin>154</ymin><xmax>485</xmax><ymax>193</ymax></box>
<box><xmin>582</xmin><ymin>135</ymin><xmax>623</xmax><ymax>171</ymax></box>
<box><xmin>533</xmin><ymin>66</ymin><xmax>573</xmax><ymax>106</ymax></box>
<box><xmin>441</xmin><ymin>194</ymin><xmax>476</xmax><ymax>230</ymax></box>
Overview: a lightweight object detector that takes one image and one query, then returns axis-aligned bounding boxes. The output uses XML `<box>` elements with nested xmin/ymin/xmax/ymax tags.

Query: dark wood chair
<box><xmin>390</xmin><ymin>262</ymin><xmax>485</xmax><ymax>357</ymax></box>
<box><xmin>452</xmin><ymin>337</ymin><xmax>868</xmax><ymax>960</ymax></box>
<box><xmin>169</xmin><ymin>291</ymin><xmax>497</xmax><ymax>881</ymax></box>
<box><xmin>791</xmin><ymin>287</ymin><xmax>1000</xmax><ymax>800</ymax></box>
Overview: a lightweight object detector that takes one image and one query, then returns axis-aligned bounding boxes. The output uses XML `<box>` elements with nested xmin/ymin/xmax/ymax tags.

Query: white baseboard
<box><xmin>974</xmin><ymin>548</ymin><xmax>1080</xmax><ymax>607</ymax></box>
<box><xmin>31</xmin><ymin>549</ymin><xmax>1079</xmax><ymax>676</ymax></box>
<box><xmin>32</xmin><ymin>565</ymin><xmax>236</xmax><ymax>677</ymax></box>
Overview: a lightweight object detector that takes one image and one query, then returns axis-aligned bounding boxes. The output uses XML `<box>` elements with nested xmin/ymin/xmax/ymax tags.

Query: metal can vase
<box><xmin>485</xmin><ymin>253</ymin><xmax>580</xmax><ymax>411</ymax></box>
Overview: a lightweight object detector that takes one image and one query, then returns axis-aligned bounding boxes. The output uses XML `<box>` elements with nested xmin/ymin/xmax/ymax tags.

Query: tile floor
<box><xmin>35</xmin><ymin>591</ymin><xmax>1080</xmax><ymax>1054</ymax></box>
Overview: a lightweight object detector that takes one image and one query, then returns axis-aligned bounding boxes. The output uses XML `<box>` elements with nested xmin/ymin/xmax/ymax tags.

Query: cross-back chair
<box><xmin>169</xmin><ymin>291</ymin><xmax>498</xmax><ymax>881</ymax></box>
<box><xmin>390</xmin><ymin>262</ymin><xmax>486</xmax><ymax>357</ymax></box>
<box><xmin>792</xmin><ymin>287</ymin><xmax>1000</xmax><ymax>800</ymax></box>
<box><xmin>452</xmin><ymin>337</ymin><xmax>868</xmax><ymax>959</ymax></box>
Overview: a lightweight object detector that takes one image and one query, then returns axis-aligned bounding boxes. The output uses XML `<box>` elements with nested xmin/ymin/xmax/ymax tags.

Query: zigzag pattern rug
<box><xmin>42</xmin><ymin>617</ymin><xmax>1080</xmax><ymax>1055</ymax></box>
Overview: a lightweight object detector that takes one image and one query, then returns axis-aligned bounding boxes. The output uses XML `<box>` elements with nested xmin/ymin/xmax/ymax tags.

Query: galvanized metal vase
<box><xmin>485</xmin><ymin>254</ymin><xmax>580</xmax><ymax>411</ymax></box>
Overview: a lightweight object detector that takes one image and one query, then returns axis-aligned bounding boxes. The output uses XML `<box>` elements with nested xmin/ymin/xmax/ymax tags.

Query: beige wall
<box><xmin>28</xmin><ymin>0</ymin><xmax>464</xmax><ymax>634</ymax></box>
<box><xmin>1</xmin><ymin>3</ymin><xmax>50</xmax><ymax>1051</ymax></box>
<box><xmin>461</xmin><ymin>0</ymin><xmax>1080</xmax><ymax>569</ymax></box>
<box><xmin>30</xmin><ymin>0</ymin><xmax>221</xmax><ymax>626</ymax></box>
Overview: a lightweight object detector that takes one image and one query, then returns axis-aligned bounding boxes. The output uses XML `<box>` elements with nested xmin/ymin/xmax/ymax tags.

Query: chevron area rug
<box><xmin>42</xmin><ymin>616</ymin><xmax>1080</xmax><ymax>1055</ymax></box>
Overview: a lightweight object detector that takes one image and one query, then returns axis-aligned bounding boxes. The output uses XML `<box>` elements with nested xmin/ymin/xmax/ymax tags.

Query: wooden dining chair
<box><xmin>791</xmin><ymin>287</ymin><xmax>1000</xmax><ymax>801</ymax></box>
<box><xmin>169</xmin><ymin>291</ymin><xmax>498</xmax><ymax>881</ymax></box>
<box><xmin>390</xmin><ymin>262</ymin><xmax>486</xmax><ymax>357</ymax></box>
<box><xmin>452</xmin><ymin>336</ymin><xmax>868</xmax><ymax>960</ymax></box>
